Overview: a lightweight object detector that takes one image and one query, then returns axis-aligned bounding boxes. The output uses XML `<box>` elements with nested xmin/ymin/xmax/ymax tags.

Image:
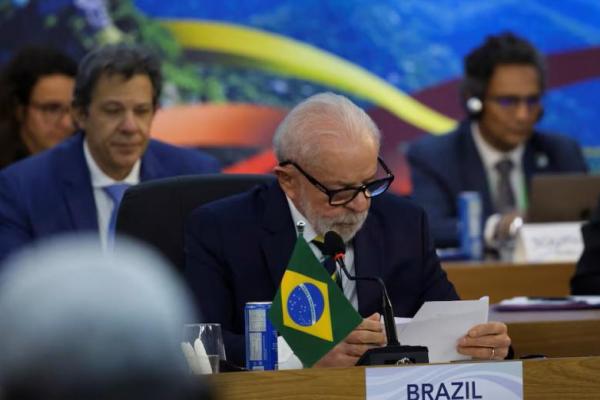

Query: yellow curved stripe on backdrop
<box><xmin>160</xmin><ymin>19</ymin><xmax>457</xmax><ymax>134</ymax></box>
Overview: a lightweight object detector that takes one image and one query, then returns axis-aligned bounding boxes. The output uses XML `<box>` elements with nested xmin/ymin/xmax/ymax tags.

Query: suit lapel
<box><xmin>139</xmin><ymin>141</ymin><xmax>162</xmax><ymax>181</ymax></box>
<box><xmin>260</xmin><ymin>182</ymin><xmax>297</xmax><ymax>288</ymax></box>
<box><xmin>354</xmin><ymin>212</ymin><xmax>385</xmax><ymax>316</ymax></box>
<box><xmin>522</xmin><ymin>133</ymin><xmax>550</xmax><ymax>188</ymax></box>
<box><xmin>59</xmin><ymin>133</ymin><xmax>97</xmax><ymax>231</ymax></box>
<box><xmin>459</xmin><ymin>124</ymin><xmax>494</xmax><ymax>216</ymax></box>
<box><xmin>57</xmin><ymin>138</ymin><xmax>164</xmax><ymax>231</ymax></box>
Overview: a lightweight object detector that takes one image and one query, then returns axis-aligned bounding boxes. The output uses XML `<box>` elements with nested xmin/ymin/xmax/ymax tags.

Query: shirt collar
<box><xmin>83</xmin><ymin>138</ymin><xmax>141</xmax><ymax>188</ymax></box>
<box><xmin>286</xmin><ymin>196</ymin><xmax>319</xmax><ymax>242</ymax></box>
<box><xmin>471</xmin><ymin>121</ymin><xmax>525</xmax><ymax>169</ymax></box>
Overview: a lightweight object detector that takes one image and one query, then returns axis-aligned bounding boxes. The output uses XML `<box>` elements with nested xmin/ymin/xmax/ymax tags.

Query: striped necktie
<box><xmin>495</xmin><ymin>158</ymin><xmax>516</xmax><ymax>213</ymax></box>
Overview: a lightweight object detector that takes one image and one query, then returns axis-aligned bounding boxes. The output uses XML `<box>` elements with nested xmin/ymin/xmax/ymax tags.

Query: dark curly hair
<box><xmin>0</xmin><ymin>46</ymin><xmax>77</xmax><ymax>168</ymax></box>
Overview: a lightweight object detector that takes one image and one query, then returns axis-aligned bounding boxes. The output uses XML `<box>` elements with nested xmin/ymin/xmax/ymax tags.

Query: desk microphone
<box><xmin>323</xmin><ymin>231</ymin><xmax>429</xmax><ymax>365</ymax></box>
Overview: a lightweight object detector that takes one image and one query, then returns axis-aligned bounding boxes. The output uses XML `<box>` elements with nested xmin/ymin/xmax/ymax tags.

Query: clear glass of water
<box><xmin>182</xmin><ymin>323</ymin><xmax>226</xmax><ymax>374</ymax></box>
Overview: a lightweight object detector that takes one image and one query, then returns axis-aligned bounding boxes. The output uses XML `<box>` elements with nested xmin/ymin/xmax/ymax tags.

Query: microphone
<box><xmin>323</xmin><ymin>231</ymin><xmax>399</xmax><ymax>346</ymax></box>
<box><xmin>323</xmin><ymin>231</ymin><xmax>429</xmax><ymax>365</ymax></box>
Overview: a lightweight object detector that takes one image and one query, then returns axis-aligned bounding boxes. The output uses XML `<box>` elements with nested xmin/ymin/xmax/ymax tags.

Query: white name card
<box><xmin>513</xmin><ymin>222</ymin><xmax>583</xmax><ymax>263</ymax></box>
<box><xmin>366</xmin><ymin>361</ymin><xmax>523</xmax><ymax>400</ymax></box>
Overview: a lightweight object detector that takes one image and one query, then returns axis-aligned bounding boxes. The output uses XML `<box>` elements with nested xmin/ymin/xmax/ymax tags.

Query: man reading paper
<box><xmin>184</xmin><ymin>92</ymin><xmax>511</xmax><ymax>368</ymax></box>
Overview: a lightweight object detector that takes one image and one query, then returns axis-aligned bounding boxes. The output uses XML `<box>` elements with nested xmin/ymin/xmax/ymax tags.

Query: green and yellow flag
<box><xmin>267</xmin><ymin>236</ymin><xmax>362</xmax><ymax>367</ymax></box>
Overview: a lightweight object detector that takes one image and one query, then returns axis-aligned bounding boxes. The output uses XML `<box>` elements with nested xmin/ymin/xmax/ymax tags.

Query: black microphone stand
<box><xmin>334</xmin><ymin>254</ymin><xmax>429</xmax><ymax>365</ymax></box>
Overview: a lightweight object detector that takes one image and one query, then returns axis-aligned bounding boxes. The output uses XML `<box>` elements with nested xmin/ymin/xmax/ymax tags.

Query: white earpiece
<box><xmin>466</xmin><ymin>97</ymin><xmax>483</xmax><ymax>114</ymax></box>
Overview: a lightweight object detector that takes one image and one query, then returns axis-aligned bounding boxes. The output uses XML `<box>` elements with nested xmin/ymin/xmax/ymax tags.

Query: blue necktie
<box><xmin>103</xmin><ymin>183</ymin><xmax>131</xmax><ymax>248</ymax></box>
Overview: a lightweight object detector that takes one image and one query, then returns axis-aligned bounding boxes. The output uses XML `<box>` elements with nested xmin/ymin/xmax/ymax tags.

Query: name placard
<box><xmin>513</xmin><ymin>222</ymin><xmax>583</xmax><ymax>263</ymax></box>
<box><xmin>366</xmin><ymin>361</ymin><xmax>522</xmax><ymax>400</ymax></box>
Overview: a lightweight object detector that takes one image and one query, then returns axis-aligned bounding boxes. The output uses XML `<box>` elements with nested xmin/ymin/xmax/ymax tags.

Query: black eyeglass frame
<box><xmin>279</xmin><ymin>156</ymin><xmax>395</xmax><ymax>206</ymax></box>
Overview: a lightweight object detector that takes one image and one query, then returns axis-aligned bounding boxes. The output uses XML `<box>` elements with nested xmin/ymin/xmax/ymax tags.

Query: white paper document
<box><xmin>395</xmin><ymin>297</ymin><xmax>489</xmax><ymax>363</ymax></box>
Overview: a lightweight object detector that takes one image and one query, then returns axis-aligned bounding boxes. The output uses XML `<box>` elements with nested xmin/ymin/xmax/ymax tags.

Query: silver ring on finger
<box><xmin>490</xmin><ymin>347</ymin><xmax>496</xmax><ymax>360</ymax></box>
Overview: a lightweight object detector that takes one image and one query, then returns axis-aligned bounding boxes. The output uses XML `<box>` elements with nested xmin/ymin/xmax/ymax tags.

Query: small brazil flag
<box><xmin>267</xmin><ymin>235</ymin><xmax>362</xmax><ymax>367</ymax></box>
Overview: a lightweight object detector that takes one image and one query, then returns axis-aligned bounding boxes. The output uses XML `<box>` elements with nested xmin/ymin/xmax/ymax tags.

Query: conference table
<box><xmin>491</xmin><ymin>308</ymin><xmax>600</xmax><ymax>358</ymax></box>
<box><xmin>206</xmin><ymin>261</ymin><xmax>600</xmax><ymax>399</ymax></box>
<box><xmin>442</xmin><ymin>260</ymin><xmax>574</xmax><ymax>303</ymax></box>
<box><xmin>442</xmin><ymin>260</ymin><xmax>600</xmax><ymax>358</ymax></box>
<box><xmin>207</xmin><ymin>356</ymin><xmax>600</xmax><ymax>399</ymax></box>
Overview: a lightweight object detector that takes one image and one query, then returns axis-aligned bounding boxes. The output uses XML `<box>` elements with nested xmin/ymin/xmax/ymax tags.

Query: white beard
<box><xmin>299</xmin><ymin>193</ymin><xmax>368</xmax><ymax>243</ymax></box>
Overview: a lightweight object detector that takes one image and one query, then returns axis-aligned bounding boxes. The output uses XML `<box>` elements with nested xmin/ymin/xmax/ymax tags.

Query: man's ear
<box><xmin>274</xmin><ymin>165</ymin><xmax>298</xmax><ymax>200</ymax></box>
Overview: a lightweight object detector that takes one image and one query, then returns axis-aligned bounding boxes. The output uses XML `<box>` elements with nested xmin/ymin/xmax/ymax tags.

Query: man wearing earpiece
<box><xmin>406</xmin><ymin>32</ymin><xmax>587</xmax><ymax>251</ymax></box>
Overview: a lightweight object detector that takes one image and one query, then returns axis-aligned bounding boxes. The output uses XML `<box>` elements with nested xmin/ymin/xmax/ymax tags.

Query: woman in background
<box><xmin>0</xmin><ymin>46</ymin><xmax>77</xmax><ymax>169</ymax></box>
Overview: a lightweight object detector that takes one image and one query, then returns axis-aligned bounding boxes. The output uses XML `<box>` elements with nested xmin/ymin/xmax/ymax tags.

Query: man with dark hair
<box><xmin>0</xmin><ymin>46</ymin><xmax>77</xmax><ymax>168</ymax></box>
<box><xmin>0</xmin><ymin>44</ymin><xmax>220</xmax><ymax>261</ymax></box>
<box><xmin>185</xmin><ymin>92</ymin><xmax>511</xmax><ymax>369</ymax></box>
<box><xmin>407</xmin><ymin>32</ymin><xmax>587</xmax><ymax>250</ymax></box>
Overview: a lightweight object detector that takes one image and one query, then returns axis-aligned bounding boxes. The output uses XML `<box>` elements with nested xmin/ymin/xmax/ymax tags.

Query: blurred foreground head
<box><xmin>0</xmin><ymin>235</ymin><xmax>212</xmax><ymax>400</ymax></box>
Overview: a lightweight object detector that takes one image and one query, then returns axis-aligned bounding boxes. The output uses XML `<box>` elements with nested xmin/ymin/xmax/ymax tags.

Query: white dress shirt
<box><xmin>83</xmin><ymin>140</ymin><xmax>140</xmax><ymax>250</ymax></box>
<box><xmin>279</xmin><ymin>197</ymin><xmax>360</xmax><ymax>369</ymax></box>
<box><xmin>286</xmin><ymin>197</ymin><xmax>358</xmax><ymax>310</ymax></box>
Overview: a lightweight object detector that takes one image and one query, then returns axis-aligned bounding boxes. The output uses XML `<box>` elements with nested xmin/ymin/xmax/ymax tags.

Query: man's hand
<box><xmin>496</xmin><ymin>211</ymin><xmax>523</xmax><ymax>242</ymax></box>
<box><xmin>457</xmin><ymin>321</ymin><xmax>511</xmax><ymax>360</ymax></box>
<box><xmin>314</xmin><ymin>313</ymin><xmax>386</xmax><ymax>368</ymax></box>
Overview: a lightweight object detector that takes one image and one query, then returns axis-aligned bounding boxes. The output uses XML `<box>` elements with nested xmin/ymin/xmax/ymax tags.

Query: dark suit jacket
<box><xmin>0</xmin><ymin>132</ymin><xmax>220</xmax><ymax>262</ymax></box>
<box><xmin>406</xmin><ymin>121</ymin><xmax>588</xmax><ymax>248</ymax></box>
<box><xmin>184</xmin><ymin>181</ymin><xmax>458</xmax><ymax>367</ymax></box>
<box><xmin>571</xmin><ymin>196</ymin><xmax>600</xmax><ymax>294</ymax></box>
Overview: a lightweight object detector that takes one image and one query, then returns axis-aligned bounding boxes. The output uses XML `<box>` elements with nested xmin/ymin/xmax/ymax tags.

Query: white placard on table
<box><xmin>366</xmin><ymin>361</ymin><xmax>523</xmax><ymax>400</ymax></box>
<box><xmin>513</xmin><ymin>222</ymin><xmax>583</xmax><ymax>263</ymax></box>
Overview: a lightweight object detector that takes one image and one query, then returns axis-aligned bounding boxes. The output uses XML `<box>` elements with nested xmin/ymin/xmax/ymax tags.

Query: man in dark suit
<box><xmin>185</xmin><ymin>92</ymin><xmax>511</xmax><ymax>368</ymax></box>
<box><xmin>0</xmin><ymin>44</ymin><xmax>220</xmax><ymax>262</ymax></box>
<box><xmin>407</xmin><ymin>32</ymin><xmax>587</xmax><ymax>249</ymax></box>
<box><xmin>571</xmin><ymin>196</ymin><xmax>600</xmax><ymax>295</ymax></box>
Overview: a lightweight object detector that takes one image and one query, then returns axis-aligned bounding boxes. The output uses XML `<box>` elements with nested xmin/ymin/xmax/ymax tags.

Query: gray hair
<box><xmin>73</xmin><ymin>43</ymin><xmax>162</xmax><ymax>111</ymax></box>
<box><xmin>0</xmin><ymin>235</ymin><xmax>210</xmax><ymax>400</ymax></box>
<box><xmin>273</xmin><ymin>92</ymin><xmax>381</xmax><ymax>165</ymax></box>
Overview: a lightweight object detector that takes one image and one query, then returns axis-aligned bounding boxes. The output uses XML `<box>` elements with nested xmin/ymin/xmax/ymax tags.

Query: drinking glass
<box><xmin>182</xmin><ymin>323</ymin><xmax>226</xmax><ymax>374</ymax></box>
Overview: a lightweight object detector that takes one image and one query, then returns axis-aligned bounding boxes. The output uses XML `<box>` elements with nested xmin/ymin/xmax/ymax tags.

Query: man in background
<box><xmin>185</xmin><ymin>92</ymin><xmax>511</xmax><ymax>368</ymax></box>
<box><xmin>407</xmin><ymin>32</ymin><xmax>587</xmax><ymax>250</ymax></box>
<box><xmin>0</xmin><ymin>44</ymin><xmax>220</xmax><ymax>262</ymax></box>
<box><xmin>571</xmin><ymin>196</ymin><xmax>600</xmax><ymax>294</ymax></box>
<box><xmin>0</xmin><ymin>46</ymin><xmax>77</xmax><ymax>168</ymax></box>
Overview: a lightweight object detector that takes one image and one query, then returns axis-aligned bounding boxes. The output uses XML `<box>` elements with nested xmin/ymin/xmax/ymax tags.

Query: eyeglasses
<box><xmin>29</xmin><ymin>101</ymin><xmax>72</xmax><ymax>123</ymax></box>
<box><xmin>488</xmin><ymin>95</ymin><xmax>541</xmax><ymax>110</ymax></box>
<box><xmin>279</xmin><ymin>157</ymin><xmax>395</xmax><ymax>206</ymax></box>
